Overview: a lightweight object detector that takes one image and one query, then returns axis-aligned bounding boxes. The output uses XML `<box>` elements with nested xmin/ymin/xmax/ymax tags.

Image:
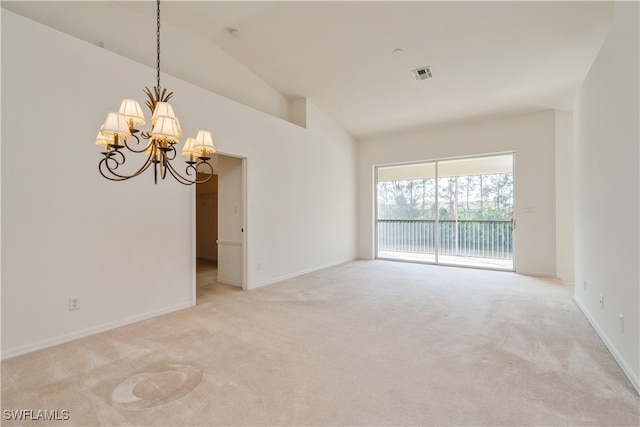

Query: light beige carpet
<box><xmin>2</xmin><ymin>260</ymin><xmax>639</xmax><ymax>426</ymax></box>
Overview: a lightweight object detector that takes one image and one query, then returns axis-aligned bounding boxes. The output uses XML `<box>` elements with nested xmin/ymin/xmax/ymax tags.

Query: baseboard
<box><xmin>247</xmin><ymin>258</ymin><xmax>356</xmax><ymax>290</ymax></box>
<box><xmin>217</xmin><ymin>276</ymin><xmax>242</xmax><ymax>287</ymax></box>
<box><xmin>1</xmin><ymin>301</ymin><xmax>194</xmax><ymax>360</ymax></box>
<box><xmin>515</xmin><ymin>269</ymin><xmax>557</xmax><ymax>278</ymax></box>
<box><xmin>559</xmin><ymin>278</ymin><xmax>575</xmax><ymax>287</ymax></box>
<box><xmin>573</xmin><ymin>296</ymin><xmax>640</xmax><ymax>395</ymax></box>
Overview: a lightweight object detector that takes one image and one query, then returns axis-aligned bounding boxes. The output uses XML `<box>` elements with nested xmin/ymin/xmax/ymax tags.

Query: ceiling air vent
<box><xmin>411</xmin><ymin>66</ymin><xmax>433</xmax><ymax>81</ymax></box>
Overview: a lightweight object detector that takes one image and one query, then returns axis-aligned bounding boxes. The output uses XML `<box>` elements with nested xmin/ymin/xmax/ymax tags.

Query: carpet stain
<box><xmin>110</xmin><ymin>363</ymin><xmax>202</xmax><ymax>410</ymax></box>
<box><xmin>2</xmin><ymin>261</ymin><xmax>638</xmax><ymax>426</ymax></box>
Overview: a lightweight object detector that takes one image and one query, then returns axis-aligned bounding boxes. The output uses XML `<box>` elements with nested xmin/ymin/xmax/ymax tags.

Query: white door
<box><xmin>217</xmin><ymin>155</ymin><xmax>245</xmax><ymax>287</ymax></box>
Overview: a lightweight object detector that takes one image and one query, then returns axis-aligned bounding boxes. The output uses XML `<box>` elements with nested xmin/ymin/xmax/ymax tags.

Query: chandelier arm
<box><xmin>103</xmin><ymin>149</ymin><xmax>126</xmax><ymax>170</ymax></box>
<box><xmin>153</xmin><ymin>160</ymin><xmax>164</xmax><ymax>184</ymax></box>
<box><xmin>163</xmin><ymin>159</ymin><xmax>214</xmax><ymax>185</ymax></box>
<box><xmin>99</xmin><ymin>149</ymin><xmax>155</xmax><ymax>181</ymax></box>
<box><xmin>99</xmin><ymin>153</ymin><xmax>129</xmax><ymax>181</ymax></box>
<box><xmin>102</xmin><ymin>157</ymin><xmax>153</xmax><ymax>181</ymax></box>
<box><xmin>194</xmin><ymin>160</ymin><xmax>215</xmax><ymax>180</ymax></box>
<box><xmin>99</xmin><ymin>169</ymin><xmax>130</xmax><ymax>182</ymax></box>
<box><xmin>155</xmin><ymin>146</ymin><xmax>175</xmax><ymax>181</ymax></box>
<box><xmin>132</xmin><ymin>151</ymin><xmax>157</xmax><ymax>180</ymax></box>
<box><xmin>153</xmin><ymin>159</ymin><xmax>160</xmax><ymax>184</ymax></box>
<box><xmin>123</xmin><ymin>133</ymin><xmax>151</xmax><ymax>153</ymax></box>
<box><xmin>163</xmin><ymin>161</ymin><xmax>198</xmax><ymax>185</ymax></box>
<box><xmin>164</xmin><ymin>145</ymin><xmax>177</xmax><ymax>161</ymax></box>
<box><xmin>160</xmin><ymin>153</ymin><xmax>168</xmax><ymax>181</ymax></box>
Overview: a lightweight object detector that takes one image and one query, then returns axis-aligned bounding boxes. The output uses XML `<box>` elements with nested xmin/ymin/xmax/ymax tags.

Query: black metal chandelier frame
<box><xmin>97</xmin><ymin>0</ymin><xmax>214</xmax><ymax>185</ymax></box>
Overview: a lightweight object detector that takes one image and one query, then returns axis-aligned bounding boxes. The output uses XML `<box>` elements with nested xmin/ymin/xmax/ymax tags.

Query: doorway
<box><xmin>195</xmin><ymin>154</ymin><xmax>246</xmax><ymax>296</ymax></box>
<box><xmin>376</xmin><ymin>153</ymin><xmax>515</xmax><ymax>270</ymax></box>
<box><xmin>195</xmin><ymin>169</ymin><xmax>219</xmax><ymax>288</ymax></box>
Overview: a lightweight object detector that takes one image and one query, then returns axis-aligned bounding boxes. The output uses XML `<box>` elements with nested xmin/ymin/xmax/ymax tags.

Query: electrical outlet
<box><xmin>69</xmin><ymin>297</ymin><xmax>80</xmax><ymax>311</ymax></box>
<box><xmin>257</xmin><ymin>262</ymin><xmax>262</xmax><ymax>271</ymax></box>
<box><xmin>619</xmin><ymin>314</ymin><xmax>624</xmax><ymax>332</ymax></box>
<box><xmin>583</xmin><ymin>280</ymin><xmax>587</xmax><ymax>291</ymax></box>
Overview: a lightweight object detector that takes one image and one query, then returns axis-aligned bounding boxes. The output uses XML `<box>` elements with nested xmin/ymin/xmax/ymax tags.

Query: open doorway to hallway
<box><xmin>195</xmin><ymin>154</ymin><xmax>246</xmax><ymax>297</ymax></box>
<box><xmin>196</xmin><ymin>167</ymin><xmax>219</xmax><ymax>289</ymax></box>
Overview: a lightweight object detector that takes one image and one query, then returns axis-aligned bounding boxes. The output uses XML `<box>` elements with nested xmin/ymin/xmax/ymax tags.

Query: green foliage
<box><xmin>377</xmin><ymin>173</ymin><xmax>513</xmax><ymax>220</ymax></box>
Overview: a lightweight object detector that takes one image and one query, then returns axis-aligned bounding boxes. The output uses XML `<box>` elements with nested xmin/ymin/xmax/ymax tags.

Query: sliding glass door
<box><xmin>377</xmin><ymin>162</ymin><xmax>437</xmax><ymax>263</ymax></box>
<box><xmin>376</xmin><ymin>154</ymin><xmax>514</xmax><ymax>270</ymax></box>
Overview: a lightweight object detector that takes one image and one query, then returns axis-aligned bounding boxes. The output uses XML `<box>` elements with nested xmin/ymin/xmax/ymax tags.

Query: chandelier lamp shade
<box><xmin>95</xmin><ymin>0</ymin><xmax>215</xmax><ymax>185</ymax></box>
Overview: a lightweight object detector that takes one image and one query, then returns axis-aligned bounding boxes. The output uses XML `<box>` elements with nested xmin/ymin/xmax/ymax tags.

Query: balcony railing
<box><xmin>377</xmin><ymin>219</ymin><xmax>513</xmax><ymax>259</ymax></box>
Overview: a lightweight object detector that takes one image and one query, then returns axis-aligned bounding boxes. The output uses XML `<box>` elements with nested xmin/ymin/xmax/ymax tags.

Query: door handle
<box><xmin>511</xmin><ymin>218</ymin><xmax>516</xmax><ymax>231</ymax></box>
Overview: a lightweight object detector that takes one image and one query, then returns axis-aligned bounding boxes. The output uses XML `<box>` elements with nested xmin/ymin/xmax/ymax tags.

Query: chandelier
<box><xmin>95</xmin><ymin>0</ymin><xmax>215</xmax><ymax>185</ymax></box>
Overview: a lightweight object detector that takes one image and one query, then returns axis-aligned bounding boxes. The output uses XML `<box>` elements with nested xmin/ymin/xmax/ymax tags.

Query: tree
<box><xmin>378</xmin><ymin>173</ymin><xmax>513</xmax><ymax>220</ymax></box>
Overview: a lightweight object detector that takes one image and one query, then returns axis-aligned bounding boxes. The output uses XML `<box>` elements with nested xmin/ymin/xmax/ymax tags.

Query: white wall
<box><xmin>1</xmin><ymin>1</ymin><xmax>292</xmax><ymax>124</ymax></box>
<box><xmin>1</xmin><ymin>11</ymin><xmax>357</xmax><ymax>358</ymax></box>
<box><xmin>245</xmin><ymin>97</ymin><xmax>359</xmax><ymax>288</ymax></box>
<box><xmin>357</xmin><ymin>110</ymin><xmax>558</xmax><ymax>277</ymax></box>
<box><xmin>574</xmin><ymin>1</ymin><xmax>639</xmax><ymax>393</ymax></box>
<box><xmin>555</xmin><ymin>110</ymin><xmax>575</xmax><ymax>286</ymax></box>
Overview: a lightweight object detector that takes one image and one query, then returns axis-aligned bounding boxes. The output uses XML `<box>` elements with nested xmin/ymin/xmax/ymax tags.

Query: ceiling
<box><xmin>3</xmin><ymin>1</ymin><xmax>613</xmax><ymax>139</ymax></box>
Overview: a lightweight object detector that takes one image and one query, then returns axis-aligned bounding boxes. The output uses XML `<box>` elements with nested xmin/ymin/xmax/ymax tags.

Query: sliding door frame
<box><xmin>374</xmin><ymin>152</ymin><xmax>516</xmax><ymax>272</ymax></box>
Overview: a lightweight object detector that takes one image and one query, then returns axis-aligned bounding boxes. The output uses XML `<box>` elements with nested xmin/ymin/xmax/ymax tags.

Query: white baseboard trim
<box><xmin>1</xmin><ymin>301</ymin><xmax>194</xmax><ymax>360</ymax></box>
<box><xmin>574</xmin><ymin>296</ymin><xmax>640</xmax><ymax>395</ymax></box>
<box><xmin>515</xmin><ymin>270</ymin><xmax>557</xmax><ymax>278</ymax></box>
<box><xmin>247</xmin><ymin>258</ymin><xmax>355</xmax><ymax>290</ymax></box>
<box><xmin>560</xmin><ymin>278</ymin><xmax>575</xmax><ymax>287</ymax></box>
<box><xmin>217</xmin><ymin>277</ymin><xmax>242</xmax><ymax>287</ymax></box>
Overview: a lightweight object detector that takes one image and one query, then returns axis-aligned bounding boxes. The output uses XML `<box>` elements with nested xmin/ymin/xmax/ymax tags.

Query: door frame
<box><xmin>191</xmin><ymin>153</ymin><xmax>248</xmax><ymax>305</ymax></box>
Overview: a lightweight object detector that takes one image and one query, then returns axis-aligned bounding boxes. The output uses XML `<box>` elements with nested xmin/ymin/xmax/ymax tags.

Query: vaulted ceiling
<box><xmin>3</xmin><ymin>1</ymin><xmax>613</xmax><ymax>139</ymax></box>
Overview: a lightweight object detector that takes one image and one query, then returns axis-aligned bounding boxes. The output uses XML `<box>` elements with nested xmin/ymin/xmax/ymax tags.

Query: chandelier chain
<box><xmin>156</xmin><ymin>0</ymin><xmax>161</xmax><ymax>90</ymax></box>
<box><xmin>96</xmin><ymin>0</ymin><xmax>215</xmax><ymax>185</ymax></box>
